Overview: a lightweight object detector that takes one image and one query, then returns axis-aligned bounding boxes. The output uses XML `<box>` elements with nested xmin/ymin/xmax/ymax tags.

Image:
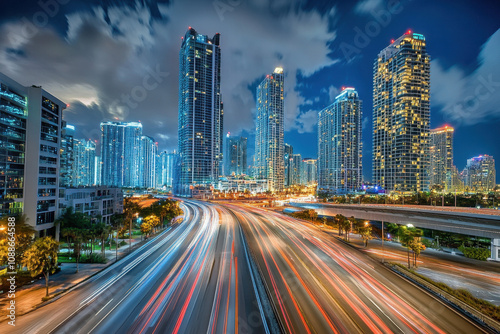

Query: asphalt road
<box><xmin>225</xmin><ymin>203</ymin><xmax>490</xmax><ymax>334</ymax></box>
<box><xmin>2</xmin><ymin>200</ymin><xmax>267</xmax><ymax>334</ymax></box>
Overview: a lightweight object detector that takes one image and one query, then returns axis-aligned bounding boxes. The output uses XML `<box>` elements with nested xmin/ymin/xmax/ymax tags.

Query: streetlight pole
<box><xmin>455</xmin><ymin>189</ymin><xmax>457</xmax><ymax>207</ymax></box>
<box><xmin>381</xmin><ymin>220</ymin><xmax>385</xmax><ymax>263</ymax></box>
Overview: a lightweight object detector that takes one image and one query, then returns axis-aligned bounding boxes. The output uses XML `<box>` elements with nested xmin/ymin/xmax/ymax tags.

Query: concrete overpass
<box><xmin>289</xmin><ymin>203</ymin><xmax>500</xmax><ymax>261</ymax></box>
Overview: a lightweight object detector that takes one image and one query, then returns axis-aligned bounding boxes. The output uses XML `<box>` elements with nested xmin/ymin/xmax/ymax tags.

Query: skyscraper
<box><xmin>254</xmin><ymin>67</ymin><xmax>285</xmax><ymax>192</ymax></box>
<box><xmin>318</xmin><ymin>88</ymin><xmax>363</xmax><ymax>194</ymax></box>
<box><xmin>100</xmin><ymin>121</ymin><xmax>125</xmax><ymax>187</ymax></box>
<box><xmin>303</xmin><ymin>158</ymin><xmax>318</xmax><ymax>186</ymax></box>
<box><xmin>429</xmin><ymin>125</ymin><xmax>454</xmax><ymax>191</ymax></box>
<box><xmin>463</xmin><ymin>155</ymin><xmax>496</xmax><ymax>192</ymax></box>
<box><xmin>284</xmin><ymin>143</ymin><xmax>293</xmax><ymax>187</ymax></box>
<box><xmin>139</xmin><ymin>135</ymin><xmax>157</xmax><ymax>189</ymax></box>
<box><xmin>124</xmin><ymin>122</ymin><xmax>143</xmax><ymax>187</ymax></box>
<box><xmin>73</xmin><ymin>138</ymin><xmax>96</xmax><ymax>187</ymax></box>
<box><xmin>373</xmin><ymin>31</ymin><xmax>430</xmax><ymax>193</ymax></box>
<box><xmin>177</xmin><ymin>27</ymin><xmax>222</xmax><ymax>196</ymax></box>
<box><xmin>100</xmin><ymin>121</ymin><xmax>142</xmax><ymax>188</ymax></box>
<box><xmin>223</xmin><ymin>133</ymin><xmax>247</xmax><ymax>176</ymax></box>
<box><xmin>156</xmin><ymin>150</ymin><xmax>178</xmax><ymax>189</ymax></box>
<box><xmin>60</xmin><ymin>123</ymin><xmax>75</xmax><ymax>188</ymax></box>
<box><xmin>290</xmin><ymin>153</ymin><xmax>303</xmax><ymax>186</ymax></box>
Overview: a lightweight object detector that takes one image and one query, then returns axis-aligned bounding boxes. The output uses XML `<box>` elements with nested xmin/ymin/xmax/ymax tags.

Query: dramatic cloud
<box><xmin>0</xmin><ymin>0</ymin><xmax>337</xmax><ymax>152</ymax></box>
<box><xmin>354</xmin><ymin>0</ymin><xmax>383</xmax><ymax>14</ymax></box>
<box><xmin>432</xmin><ymin>29</ymin><xmax>500</xmax><ymax>125</ymax></box>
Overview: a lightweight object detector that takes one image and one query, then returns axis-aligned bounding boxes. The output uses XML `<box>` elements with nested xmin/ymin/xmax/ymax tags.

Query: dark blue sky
<box><xmin>1</xmin><ymin>0</ymin><xmax>499</xmax><ymax>181</ymax></box>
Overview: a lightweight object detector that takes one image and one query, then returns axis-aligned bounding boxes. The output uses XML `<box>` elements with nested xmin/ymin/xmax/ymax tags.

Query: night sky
<box><xmin>1</xmin><ymin>0</ymin><xmax>499</xmax><ymax>181</ymax></box>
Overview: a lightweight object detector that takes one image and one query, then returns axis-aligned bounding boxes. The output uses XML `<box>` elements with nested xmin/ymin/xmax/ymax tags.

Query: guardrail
<box><xmin>389</xmin><ymin>264</ymin><xmax>500</xmax><ymax>333</ymax></box>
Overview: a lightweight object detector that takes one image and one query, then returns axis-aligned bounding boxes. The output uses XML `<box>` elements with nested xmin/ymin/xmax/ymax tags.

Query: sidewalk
<box><xmin>0</xmin><ymin>236</ymin><xmax>144</xmax><ymax>320</ymax></box>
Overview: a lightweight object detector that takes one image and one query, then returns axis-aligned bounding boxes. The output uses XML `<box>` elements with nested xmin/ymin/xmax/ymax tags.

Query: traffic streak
<box><xmin>225</xmin><ymin>203</ymin><xmax>489</xmax><ymax>334</ymax></box>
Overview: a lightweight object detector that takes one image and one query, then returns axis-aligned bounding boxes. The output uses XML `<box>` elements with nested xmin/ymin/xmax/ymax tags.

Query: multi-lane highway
<box><xmin>2</xmin><ymin>200</ymin><xmax>268</xmax><ymax>334</ymax></box>
<box><xmin>224</xmin><ymin>203</ymin><xmax>490</xmax><ymax>333</ymax></box>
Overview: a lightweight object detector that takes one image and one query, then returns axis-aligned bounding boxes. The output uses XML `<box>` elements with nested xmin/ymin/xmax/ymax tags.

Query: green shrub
<box><xmin>80</xmin><ymin>253</ymin><xmax>107</xmax><ymax>264</ymax></box>
<box><xmin>458</xmin><ymin>245</ymin><xmax>490</xmax><ymax>261</ymax></box>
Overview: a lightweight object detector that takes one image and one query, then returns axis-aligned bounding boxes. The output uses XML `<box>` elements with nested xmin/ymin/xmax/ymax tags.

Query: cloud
<box><xmin>354</xmin><ymin>0</ymin><xmax>383</xmax><ymax>14</ymax></box>
<box><xmin>0</xmin><ymin>0</ymin><xmax>337</xmax><ymax>151</ymax></box>
<box><xmin>432</xmin><ymin>29</ymin><xmax>500</xmax><ymax>125</ymax></box>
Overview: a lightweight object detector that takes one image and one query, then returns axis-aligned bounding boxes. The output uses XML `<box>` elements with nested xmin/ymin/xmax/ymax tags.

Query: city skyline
<box><xmin>0</xmin><ymin>1</ymin><xmax>499</xmax><ymax>182</ymax></box>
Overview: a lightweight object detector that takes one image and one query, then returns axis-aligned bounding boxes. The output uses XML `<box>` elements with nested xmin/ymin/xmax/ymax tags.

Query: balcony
<box><xmin>0</xmin><ymin>89</ymin><xmax>27</xmax><ymax>107</ymax></box>
<box><xmin>0</xmin><ymin>104</ymin><xmax>26</xmax><ymax>117</ymax></box>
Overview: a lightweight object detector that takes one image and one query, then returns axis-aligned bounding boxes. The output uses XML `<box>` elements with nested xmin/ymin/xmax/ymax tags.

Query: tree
<box><xmin>143</xmin><ymin>214</ymin><xmax>160</xmax><ymax>234</ymax></box>
<box><xmin>22</xmin><ymin>237</ymin><xmax>59</xmax><ymax>297</ymax></box>
<box><xmin>59</xmin><ymin>208</ymin><xmax>91</xmax><ymax>273</ymax></box>
<box><xmin>334</xmin><ymin>214</ymin><xmax>345</xmax><ymax>236</ymax></box>
<box><xmin>140</xmin><ymin>221</ymin><xmax>152</xmax><ymax>237</ymax></box>
<box><xmin>358</xmin><ymin>225</ymin><xmax>373</xmax><ymax>247</ymax></box>
<box><xmin>123</xmin><ymin>198</ymin><xmax>141</xmax><ymax>247</ymax></box>
<box><xmin>0</xmin><ymin>214</ymin><xmax>35</xmax><ymax>269</ymax></box>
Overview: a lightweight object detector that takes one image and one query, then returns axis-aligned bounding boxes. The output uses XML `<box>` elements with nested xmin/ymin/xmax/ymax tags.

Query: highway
<box><xmin>3</xmin><ymin>200</ymin><xmax>268</xmax><ymax>334</ymax></box>
<box><xmin>224</xmin><ymin>203</ymin><xmax>490</xmax><ymax>334</ymax></box>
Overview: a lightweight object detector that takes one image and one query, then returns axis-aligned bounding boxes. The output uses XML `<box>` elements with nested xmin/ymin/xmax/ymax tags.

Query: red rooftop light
<box><xmin>391</xmin><ymin>39</ymin><xmax>395</xmax><ymax>43</ymax></box>
<box><xmin>407</xmin><ymin>29</ymin><xmax>412</xmax><ymax>35</ymax></box>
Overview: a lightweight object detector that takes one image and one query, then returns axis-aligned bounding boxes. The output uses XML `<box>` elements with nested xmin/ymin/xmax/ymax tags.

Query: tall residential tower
<box><xmin>318</xmin><ymin>88</ymin><xmax>363</xmax><ymax>194</ymax></box>
<box><xmin>177</xmin><ymin>27</ymin><xmax>223</xmax><ymax>196</ymax></box>
<box><xmin>373</xmin><ymin>32</ymin><xmax>430</xmax><ymax>193</ymax></box>
<box><xmin>254</xmin><ymin>67</ymin><xmax>285</xmax><ymax>192</ymax></box>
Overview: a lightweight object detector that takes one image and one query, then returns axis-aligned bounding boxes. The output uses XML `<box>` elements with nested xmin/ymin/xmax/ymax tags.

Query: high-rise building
<box><xmin>373</xmin><ymin>31</ymin><xmax>430</xmax><ymax>193</ymax></box>
<box><xmin>318</xmin><ymin>88</ymin><xmax>363</xmax><ymax>194</ymax></box>
<box><xmin>0</xmin><ymin>73</ymin><xmax>66</xmax><ymax>234</ymax></box>
<box><xmin>223</xmin><ymin>133</ymin><xmax>247</xmax><ymax>176</ymax></box>
<box><xmin>100</xmin><ymin>121</ymin><xmax>125</xmax><ymax>187</ymax></box>
<box><xmin>100</xmin><ymin>121</ymin><xmax>142</xmax><ymax>188</ymax></box>
<box><xmin>284</xmin><ymin>143</ymin><xmax>293</xmax><ymax>187</ymax></box>
<box><xmin>156</xmin><ymin>150</ymin><xmax>178</xmax><ymax>189</ymax></box>
<box><xmin>290</xmin><ymin>154</ymin><xmax>303</xmax><ymax>186</ymax></box>
<box><xmin>0</xmin><ymin>73</ymin><xmax>28</xmax><ymax>218</ymax></box>
<box><xmin>94</xmin><ymin>156</ymin><xmax>101</xmax><ymax>185</ymax></box>
<box><xmin>60</xmin><ymin>123</ymin><xmax>75</xmax><ymax>188</ymax></box>
<box><xmin>429</xmin><ymin>125</ymin><xmax>454</xmax><ymax>191</ymax></box>
<box><xmin>177</xmin><ymin>27</ymin><xmax>223</xmax><ymax>196</ymax></box>
<box><xmin>140</xmin><ymin>135</ymin><xmax>157</xmax><ymax>189</ymax></box>
<box><xmin>463</xmin><ymin>155</ymin><xmax>496</xmax><ymax>192</ymax></box>
<box><xmin>124</xmin><ymin>122</ymin><xmax>143</xmax><ymax>187</ymax></box>
<box><xmin>254</xmin><ymin>67</ymin><xmax>285</xmax><ymax>192</ymax></box>
<box><xmin>303</xmin><ymin>158</ymin><xmax>318</xmax><ymax>186</ymax></box>
<box><xmin>73</xmin><ymin>138</ymin><xmax>96</xmax><ymax>187</ymax></box>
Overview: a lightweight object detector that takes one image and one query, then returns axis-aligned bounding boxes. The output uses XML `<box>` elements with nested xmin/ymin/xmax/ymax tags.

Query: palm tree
<box><xmin>123</xmin><ymin>198</ymin><xmax>141</xmax><ymax>250</ymax></box>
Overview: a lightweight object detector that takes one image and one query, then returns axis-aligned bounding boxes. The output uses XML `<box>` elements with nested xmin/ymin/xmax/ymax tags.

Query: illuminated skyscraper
<box><xmin>156</xmin><ymin>150</ymin><xmax>178</xmax><ymax>189</ymax></box>
<box><xmin>100</xmin><ymin>121</ymin><xmax>142</xmax><ymax>187</ymax></box>
<box><xmin>177</xmin><ymin>27</ymin><xmax>223</xmax><ymax>196</ymax></box>
<box><xmin>223</xmin><ymin>133</ymin><xmax>247</xmax><ymax>176</ymax></box>
<box><xmin>318</xmin><ymin>88</ymin><xmax>362</xmax><ymax>194</ymax></box>
<box><xmin>429</xmin><ymin>126</ymin><xmax>454</xmax><ymax>191</ymax></box>
<box><xmin>284</xmin><ymin>143</ymin><xmax>293</xmax><ymax>187</ymax></box>
<box><xmin>373</xmin><ymin>31</ymin><xmax>430</xmax><ymax>193</ymax></box>
<box><xmin>139</xmin><ymin>135</ymin><xmax>157</xmax><ymax>189</ymax></box>
<box><xmin>464</xmin><ymin>155</ymin><xmax>496</xmax><ymax>192</ymax></box>
<box><xmin>73</xmin><ymin>138</ymin><xmax>96</xmax><ymax>187</ymax></box>
<box><xmin>254</xmin><ymin>67</ymin><xmax>285</xmax><ymax>191</ymax></box>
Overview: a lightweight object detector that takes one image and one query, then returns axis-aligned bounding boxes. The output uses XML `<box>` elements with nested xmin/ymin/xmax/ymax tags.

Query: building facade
<box><xmin>223</xmin><ymin>133</ymin><xmax>247</xmax><ymax>176</ymax></box>
<box><xmin>318</xmin><ymin>88</ymin><xmax>363</xmax><ymax>194</ymax></box>
<box><xmin>284</xmin><ymin>143</ymin><xmax>293</xmax><ymax>187</ymax></box>
<box><xmin>303</xmin><ymin>158</ymin><xmax>318</xmax><ymax>186</ymax></box>
<box><xmin>373</xmin><ymin>32</ymin><xmax>430</xmax><ymax>193</ymax></box>
<box><xmin>177</xmin><ymin>27</ymin><xmax>223</xmax><ymax>196</ymax></box>
<box><xmin>463</xmin><ymin>155</ymin><xmax>496</xmax><ymax>192</ymax></box>
<box><xmin>429</xmin><ymin>125</ymin><xmax>454</xmax><ymax>191</ymax></box>
<box><xmin>0</xmin><ymin>73</ymin><xmax>66</xmax><ymax>234</ymax></box>
<box><xmin>254</xmin><ymin>67</ymin><xmax>285</xmax><ymax>192</ymax></box>
<box><xmin>139</xmin><ymin>135</ymin><xmax>157</xmax><ymax>189</ymax></box>
<box><xmin>59</xmin><ymin>186</ymin><xmax>123</xmax><ymax>224</ymax></box>
<box><xmin>73</xmin><ymin>138</ymin><xmax>96</xmax><ymax>187</ymax></box>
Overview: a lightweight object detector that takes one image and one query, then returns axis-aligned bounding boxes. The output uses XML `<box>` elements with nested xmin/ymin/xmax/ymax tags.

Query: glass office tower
<box><xmin>177</xmin><ymin>27</ymin><xmax>222</xmax><ymax>196</ymax></box>
<box><xmin>254</xmin><ymin>67</ymin><xmax>285</xmax><ymax>192</ymax></box>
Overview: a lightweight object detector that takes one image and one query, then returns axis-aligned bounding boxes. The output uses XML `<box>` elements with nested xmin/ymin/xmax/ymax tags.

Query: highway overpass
<box><xmin>290</xmin><ymin>203</ymin><xmax>500</xmax><ymax>261</ymax></box>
